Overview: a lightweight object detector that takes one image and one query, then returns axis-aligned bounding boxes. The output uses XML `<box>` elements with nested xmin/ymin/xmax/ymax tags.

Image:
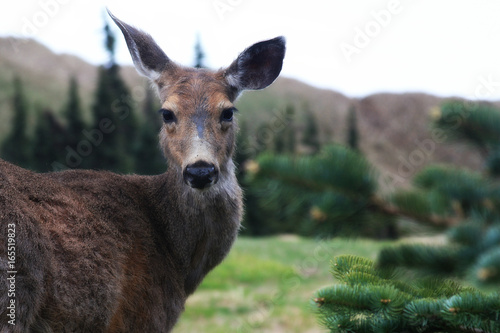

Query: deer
<box><xmin>0</xmin><ymin>11</ymin><xmax>285</xmax><ymax>333</ymax></box>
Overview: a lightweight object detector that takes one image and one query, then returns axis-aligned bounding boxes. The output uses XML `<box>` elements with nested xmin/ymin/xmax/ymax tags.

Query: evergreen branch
<box><xmin>252</xmin><ymin>150</ymin><xmax>460</xmax><ymax>228</ymax></box>
<box><xmin>371</xmin><ymin>195</ymin><xmax>460</xmax><ymax>228</ymax></box>
<box><xmin>315</xmin><ymin>255</ymin><xmax>500</xmax><ymax>333</ymax></box>
<box><xmin>435</xmin><ymin>101</ymin><xmax>500</xmax><ymax>154</ymax></box>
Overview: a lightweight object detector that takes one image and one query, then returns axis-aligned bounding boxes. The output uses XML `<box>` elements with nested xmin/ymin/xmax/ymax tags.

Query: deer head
<box><xmin>109</xmin><ymin>11</ymin><xmax>285</xmax><ymax>191</ymax></box>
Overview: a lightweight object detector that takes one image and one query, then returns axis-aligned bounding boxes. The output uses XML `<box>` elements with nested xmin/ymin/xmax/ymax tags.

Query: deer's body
<box><xmin>0</xmin><ymin>11</ymin><xmax>284</xmax><ymax>332</ymax></box>
<box><xmin>1</xmin><ymin>159</ymin><xmax>241</xmax><ymax>332</ymax></box>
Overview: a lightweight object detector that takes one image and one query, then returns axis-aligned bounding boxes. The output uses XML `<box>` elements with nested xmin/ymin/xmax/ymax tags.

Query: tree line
<box><xmin>1</xmin><ymin>22</ymin><xmax>165</xmax><ymax>175</ymax></box>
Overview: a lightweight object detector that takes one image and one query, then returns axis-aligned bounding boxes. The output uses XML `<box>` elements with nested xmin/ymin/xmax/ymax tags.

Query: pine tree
<box><xmin>134</xmin><ymin>86</ymin><xmax>166</xmax><ymax>175</ymax></box>
<box><xmin>104</xmin><ymin>22</ymin><xmax>116</xmax><ymax>65</ymax></box>
<box><xmin>1</xmin><ymin>77</ymin><xmax>32</xmax><ymax>168</ymax></box>
<box><xmin>193</xmin><ymin>34</ymin><xmax>205</xmax><ymax>69</ymax></box>
<box><xmin>234</xmin><ymin>119</ymin><xmax>260</xmax><ymax>235</ymax></box>
<box><xmin>88</xmin><ymin>65</ymin><xmax>123</xmax><ymax>171</ymax></box>
<box><xmin>284</xmin><ymin>104</ymin><xmax>297</xmax><ymax>154</ymax></box>
<box><xmin>234</xmin><ymin>119</ymin><xmax>252</xmax><ymax>171</ymax></box>
<box><xmin>63</xmin><ymin>76</ymin><xmax>86</xmax><ymax>149</ymax></box>
<box><xmin>268</xmin><ymin>104</ymin><xmax>297</xmax><ymax>154</ymax></box>
<box><xmin>273</xmin><ymin>129</ymin><xmax>286</xmax><ymax>154</ymax></box>
<box><xmin>253</xmin><ymin>123</ymin><xmax>274</xmax><ymax>154</ymax></box>
<box><xmin>487</xmin><ymin>147</ymin><xmax>500</xmax><ymax>177</ymax></box>
<box><xmin>346</xmin><ymin>105</ymin><xmax>359</xmax><ymax>151</ymax></box>
<box><xmin>88</xmin><ymin>20</ymin><xmax>139</xmax><ymax>173</ymax></box>
<box><xmin>301</xmin><ymin>103</ymin><xmax>320</xmax><ymax>154</ymax></box>
<box><xmin>32</xmin><ymin>109</ymin><xmax>66</xmax><ymax>172</ymax></box>
<box><xmin>114</xmin><ymin>69</ymin><xmax>140</xmax><ymax>173</ymax></box>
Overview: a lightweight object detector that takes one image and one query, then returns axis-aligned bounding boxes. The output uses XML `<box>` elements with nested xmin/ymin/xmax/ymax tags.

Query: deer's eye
<box><xmin>159</xmin><ymin>109</ymin><xmax>176</xmax><ymax>124</ymax></box>
<box><xmin>221</xmin><ymin>107</ymin><xmax>236</xmax><ymax>122</ymax></box>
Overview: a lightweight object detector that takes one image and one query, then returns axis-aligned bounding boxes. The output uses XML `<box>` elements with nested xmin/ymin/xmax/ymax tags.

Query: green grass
<box><xmin>174</xmin><ymin>236</ymin><xmax>391</xmax><ymax>333</ymax></box>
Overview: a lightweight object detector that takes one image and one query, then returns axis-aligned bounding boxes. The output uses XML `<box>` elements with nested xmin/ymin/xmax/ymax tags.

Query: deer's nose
<box><xmin>183</xmin><ymin>161</ymin><xmax>219</xmax><ymax>189</ymax></box>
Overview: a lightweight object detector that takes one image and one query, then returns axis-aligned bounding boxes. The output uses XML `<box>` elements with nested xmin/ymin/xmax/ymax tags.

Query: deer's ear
<box><xmin>225</xmin><ymin>36</ymin><xmax>286</xmax><ymax>92</ymax></box>
<box><xmin>108</xmin><ymin>10</ymin><xmax>172</xmax><ymax>81</ymax></box>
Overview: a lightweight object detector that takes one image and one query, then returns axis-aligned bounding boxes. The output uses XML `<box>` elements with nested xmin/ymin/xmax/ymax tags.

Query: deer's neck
<box><xmin>147</xmin><ymin>162</ymin><xmax>242</xmax><ymax>294</ymax></box>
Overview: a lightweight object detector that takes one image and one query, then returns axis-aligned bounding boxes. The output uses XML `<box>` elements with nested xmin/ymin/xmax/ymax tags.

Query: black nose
<box><xmin>183</xmin><ymin>161</ymin><xmax>219</xmax><ymax>189</ymax></box>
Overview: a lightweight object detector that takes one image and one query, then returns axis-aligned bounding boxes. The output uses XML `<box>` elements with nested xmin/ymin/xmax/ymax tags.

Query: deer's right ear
<box><xmin>225</xmin><ymin>36</ymin><xmax>286</xmax><ymax>92</ymax></box>
<box><xmin>108</xmin><ymin>10</ymin><xmax>171</xmax><ymax>81</ymax></box>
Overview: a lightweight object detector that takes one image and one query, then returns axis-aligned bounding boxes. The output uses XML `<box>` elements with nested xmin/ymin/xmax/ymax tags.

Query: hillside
<box><xmin>0</xmin><ymin>37</ymin><xmax>486</xmax><ymax>186</ymax></box>
<box><xmin>355</xmin><ymin>93</ymin><xmax>485</xmax><ymax>190</ymax></box>
<box><xmin>0</xmin><ymin>37</ymin><xmax>145</xmax><ymax>125</ymax></box>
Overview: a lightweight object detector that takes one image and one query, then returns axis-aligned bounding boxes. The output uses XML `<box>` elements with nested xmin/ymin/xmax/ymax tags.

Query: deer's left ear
<box><xmin>225</xmin><ymin>36</ymin><xmax>286</xmax><ymax>92</ymax></box>
<box><xmin>108</xmin><ymin>10</ymin><xmax>172</xmax><ymax>81</ymax></box>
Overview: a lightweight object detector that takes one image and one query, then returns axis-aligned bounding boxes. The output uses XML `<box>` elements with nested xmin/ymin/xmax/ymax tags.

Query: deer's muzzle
<box><xmin>183</xmin><ymin>161</ymin><xmax>219</xmax><ymax>189</ymax></box>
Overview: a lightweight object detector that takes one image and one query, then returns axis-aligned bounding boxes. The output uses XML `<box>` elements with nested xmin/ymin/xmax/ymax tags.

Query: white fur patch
<box><xmin>129</xmin><ymin>43</ymin><xmax>161</xmax><ymax>81</ymax></box>
<box><xmin>225</xmin><ymin>72</ymin><xmax>241</xmax><ymax>89</ymax></box>
<box><xmin>184</xmin><ymin>135</ymin><xmax>217</xmax><ymax>169</ymax></box>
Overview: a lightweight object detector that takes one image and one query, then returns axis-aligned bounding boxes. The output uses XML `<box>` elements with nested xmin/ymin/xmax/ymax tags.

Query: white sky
<box><xmin>2</xmin><ymin>0</ymin><xmax>500</xmax><ymax>100</ymax></box>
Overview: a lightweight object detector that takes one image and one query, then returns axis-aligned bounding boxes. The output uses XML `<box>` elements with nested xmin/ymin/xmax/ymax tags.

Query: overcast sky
<box><xmin>2</xmin><ymin>1</ymin><xmax>500</xmax><ymax>100</ymax></box>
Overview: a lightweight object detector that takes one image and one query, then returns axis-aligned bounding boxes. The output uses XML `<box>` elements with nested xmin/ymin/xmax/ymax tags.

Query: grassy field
<box><xmin>174</xmin><ymin>236</ymin><xmax>392</xmax><ymax>333</ymax></box>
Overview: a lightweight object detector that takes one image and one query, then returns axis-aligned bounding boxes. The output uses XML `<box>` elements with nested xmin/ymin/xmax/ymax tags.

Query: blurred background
<box><xmin>1</xmin><ymin>1</ymin><xmax>500</xmax><ymax>332</ymax></box>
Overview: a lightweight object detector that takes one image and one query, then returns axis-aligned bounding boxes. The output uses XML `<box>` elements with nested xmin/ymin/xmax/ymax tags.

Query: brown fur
<box><xmin>0</xmin><ymin>162</ymin><xmax>241</xmax><ymax>332</ymax></box>
<box><xmin>0</xmin><ymin>13</ymin><xmax>284</xmax><ymax>332</ymax></box>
